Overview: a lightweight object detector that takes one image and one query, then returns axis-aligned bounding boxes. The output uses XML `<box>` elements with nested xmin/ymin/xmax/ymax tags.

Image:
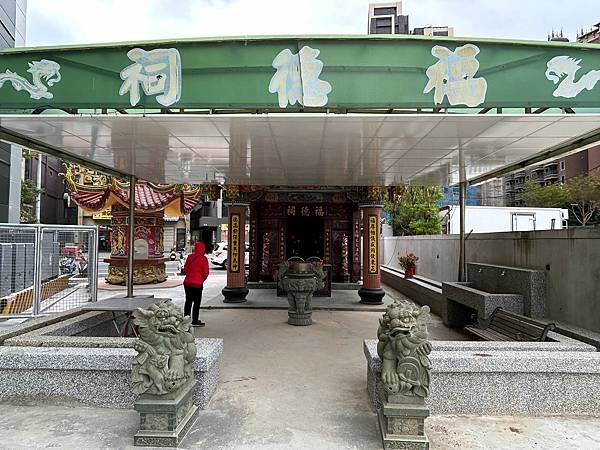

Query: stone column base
<box><xmin>222</xmin><ymin>286</ymin><xmax>249</xmax><ymax>303</ymax></box>
<box><xmin>134</xmin><ymin>380</ymin><xmax>198</xmax><ymax>447</ymax></box>
<box><xmin>358</xmin><ymin>287</ymin><xmax>385</xmax><ymax>304</ymax></box>
<box><xmin>288</xmin><ymin>311</ymin><xmax>313</xmax><ymax>326</ymax></box>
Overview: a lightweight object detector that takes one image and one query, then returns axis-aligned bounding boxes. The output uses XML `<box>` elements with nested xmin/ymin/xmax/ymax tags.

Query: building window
<box><xmin>374</xmin><ymin>7</ymin><xmax>397</xmax><ymax>15</ymax></box>
<box><xmin>375</xmin><ymin>17</ymin><xmax>392</xmax><ymax>26</ymax></box>
<box><xmin>560</xmin><ymin>161</ymin><xmax>565</xmax><ymax>171</ymax></box>
<box><xmin>561</xmin><ymin>175</ymin><xmax>565</xmax><ymax>184</ymax></box>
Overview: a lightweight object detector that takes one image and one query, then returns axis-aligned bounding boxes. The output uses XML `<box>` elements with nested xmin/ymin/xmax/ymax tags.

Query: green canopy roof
<box><xmin>1</xmin><ymin>35</ymin><xmax>599</xmax><ymax>112</ymax></box>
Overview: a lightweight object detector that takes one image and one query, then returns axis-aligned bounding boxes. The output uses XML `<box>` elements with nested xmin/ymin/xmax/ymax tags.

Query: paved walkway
<box><xmin>1</xmin><ymin>277</ymin><xmax>599</xmax><ymax>448</ymax></box>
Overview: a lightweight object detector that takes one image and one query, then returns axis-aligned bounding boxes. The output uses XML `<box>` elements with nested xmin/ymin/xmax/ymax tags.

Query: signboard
<box><xmin>92</xmin><ymin>209</ymin><xmax>112</xmax><ymax>220</ymax></box>
<box><xmin>229</xmin><ymin>213</ymin><xmax>240</xmax><ymax>273</ymax></box>
<box><xmin>368</xmin><ymin>215</ymin><xmax>378</xmax><ymax>275</ymax></box>
<box><xmin>286</xmin><ymin>205</ymin><xmax>325</xmax><ymax>217</ymax></box>
<box><xmin>1</xmin><ymin>36</ymin><xmax>599</xmax><ymax>111</ymax></box>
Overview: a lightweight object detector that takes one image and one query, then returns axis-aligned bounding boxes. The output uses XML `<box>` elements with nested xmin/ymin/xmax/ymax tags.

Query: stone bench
<box><xmin>0</xmin><ymin>338</ymin><xmax>222</xmax><ymax>409</ymax></box>
<box><xmin>364</xmin><ymin>339</ymin><xmax>600</xmax><ymax>415</ymax></box>
<box><xmin>0</xmin><ymin>306</ymin><xmax>223</xmax><ymax>409</ymax></box>
<box><xmin>441</xmin><ymin>262</ymin><xmax>546</xmax><ymax>327</ymax></box>
<box><xmin>442</xmin><ymin>281</ymin><xmax>523</xmax><ymax>327</ymax></box>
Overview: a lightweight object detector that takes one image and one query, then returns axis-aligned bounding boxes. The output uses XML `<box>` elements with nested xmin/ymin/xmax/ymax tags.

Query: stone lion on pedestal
<box><xmin>377</xmin><ymin>300</ymin><xmax>432</xmax><ymax>398</ymax></box>
<box><xmin>131</xmin><ymin>300</ymin><xmax>197</xmax><ymax>396</ymax></box>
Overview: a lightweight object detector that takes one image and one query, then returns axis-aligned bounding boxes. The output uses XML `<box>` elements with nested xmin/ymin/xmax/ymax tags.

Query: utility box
<box><xmin>0</xmin><ymin>244</ymin><xmax>13</xmax><ymax>298</ymax></box>
<box><xmin>40</xmin><ymin>233</ymin><xmax>57</xmax><ymax>281</ymax></box>
<box><xmin>11</xmin><ymin>243</ymin><xmax>26</xmax><ymax>293</ymax></box>
<box><xmin>23</xmin><ymin>243</ymin><xmax>34</xmax><ymax>288</ymax></box>
<box><xmin>440</xmin><ymin>205</ymin><xmax>569</xmax><ymax>234</ymax></box>
<box><xmin>52</xmin><ymin>241</ymin><xmax>60</xmax><ymax>278</ymax></box>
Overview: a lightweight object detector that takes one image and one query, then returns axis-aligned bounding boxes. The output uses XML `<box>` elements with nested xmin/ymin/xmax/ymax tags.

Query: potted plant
<box><xmin>398</xmin><ymin>253</ymin><xmax>418</xmax><ymax>279</ymax></box>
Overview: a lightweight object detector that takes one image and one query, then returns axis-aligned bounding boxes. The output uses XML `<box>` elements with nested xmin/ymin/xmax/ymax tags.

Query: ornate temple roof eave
<box><xmin>68</xmin><ymin>183</ymin><xmax>202</xmax><ymax>215</ymax></box>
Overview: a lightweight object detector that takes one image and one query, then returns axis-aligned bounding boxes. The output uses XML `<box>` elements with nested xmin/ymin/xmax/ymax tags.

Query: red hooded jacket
<box><xmin>183</xmin><ymin>242</ymin><xmax>209</xmax><ymax>288</ymax></box>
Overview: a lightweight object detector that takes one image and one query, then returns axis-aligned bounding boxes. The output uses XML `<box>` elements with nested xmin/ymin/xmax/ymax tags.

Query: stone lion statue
<box><xmin>377</xmin><ymin>300</ymin><xmax>432</xmax><ymax>398</ymax></box>
<box><xmin>131</xmin><ymin>300</ymin><xmax>197</xmax><ymax>396</ymax></box>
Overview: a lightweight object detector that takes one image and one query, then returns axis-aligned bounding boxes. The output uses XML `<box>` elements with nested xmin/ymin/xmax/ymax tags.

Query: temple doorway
<box><xmin>286</xmin><ymin>217</ymin><xmax>323</xmax><ymax>260</ymax></box>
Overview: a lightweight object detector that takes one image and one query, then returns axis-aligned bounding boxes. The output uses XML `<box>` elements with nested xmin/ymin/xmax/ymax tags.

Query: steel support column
<box><xmin>127</xmin><ymin>175</ymin><xmax>136</xmax><ymax>298</ymax></box>
<box><xmin>32</xmin><ymin>225</ymin><xmax>42</xmax><ymax>316</ymax></box>
<box><xmin>458</xmin><ymin>181</ymin><xmax>467</xmax><ymax>282</ymax></box>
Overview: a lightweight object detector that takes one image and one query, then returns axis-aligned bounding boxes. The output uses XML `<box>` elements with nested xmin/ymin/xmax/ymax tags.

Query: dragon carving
<box><xmin>545</xmin><ymin>56</ymin><xmax>600</xmax><ymax>98</ymax></box>
<box><xmin>377</xmin><ymin>300</ymin><xmax>432</xmax><ymax>398</ymax></box>
<box><xmin>131</xmin><ymin>300</ymin><xmax>197</xmax><ymax>396</ymax></box>
<box><xmin>0</xmin><ymin>59</ymin><xmax>62</xmax><ymax>100</ymax></box>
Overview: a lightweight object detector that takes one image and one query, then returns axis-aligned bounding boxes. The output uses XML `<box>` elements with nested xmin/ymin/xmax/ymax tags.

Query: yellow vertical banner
<box><xmin>368</xmin><ymin>215</ymin><xmax>378</xmax><ymax>274</ymax></box>
<box><xmin>230</xmin><ymin>213</ymin><xmax>240</xmax><ymax>273</ymax></box>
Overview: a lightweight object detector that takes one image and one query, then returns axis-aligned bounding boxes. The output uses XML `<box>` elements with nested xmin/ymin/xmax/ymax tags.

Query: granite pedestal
<box><xmin>134</xmin><ymin>380</ymin><xmax>198</xmax><ymax>447</ymax></box>
<box><xmin>378</xmin><ymin>390</ymin><xmax>429</xmax><ymax>450</ymax></box>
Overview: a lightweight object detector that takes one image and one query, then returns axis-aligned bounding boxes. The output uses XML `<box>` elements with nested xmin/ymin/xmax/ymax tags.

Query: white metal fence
<box><xmin>0</xmin><ymin>224</ymin><xmax>98</xmax><ymax>319</ymax></box>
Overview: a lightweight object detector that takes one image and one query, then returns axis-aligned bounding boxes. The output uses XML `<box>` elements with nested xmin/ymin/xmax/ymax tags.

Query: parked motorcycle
<box><xmin>59</xmin><ymin>254</ymin><xmax>88</xmax><ymax>276</ymax></box>
<box><xmin>59</xmin><ymin>256</ymin><xmax>77</xmax><ymax>275</ymax></box>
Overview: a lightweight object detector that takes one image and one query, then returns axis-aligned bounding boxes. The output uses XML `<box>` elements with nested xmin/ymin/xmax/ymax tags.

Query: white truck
<box><xmin>440</xmin><ymin>205</ymin><xmax>569</xmax><ymax>234</ymax></box>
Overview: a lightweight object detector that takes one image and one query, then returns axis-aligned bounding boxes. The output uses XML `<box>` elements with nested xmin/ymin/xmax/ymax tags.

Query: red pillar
<box><xmin>222</xmin><ymin>203</ymin><xmax>249</xmax><ymax>303</ymax></box>
<box><xmin>358</xmin><ymin>205</ymin><xmax>385</xmax><ymax>304</ymax></box>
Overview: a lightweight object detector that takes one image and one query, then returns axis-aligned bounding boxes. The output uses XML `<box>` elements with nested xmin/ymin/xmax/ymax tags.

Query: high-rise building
<box><xmin>367</xmin><ymin>2</ymin><xmax>453</xmax><ymax>36</ymax></box>
<box><xmin>367</xmin><ymin>2</ymin><xmax>409</xmax><ymax>35</ymax></box>
<box><xmin>413</xmin><ymin>26</ymin><xmax>454</xmax><ymax>37</ymax></box>
<box><xmin>503</xmin><ymin>146</ymin><xmax>600</xmax><ymax>206</ymax></box>
<box><xmin>0</xmin><ymin>0</ymin><xmax>26</xmax><ymax>223</ymax></box>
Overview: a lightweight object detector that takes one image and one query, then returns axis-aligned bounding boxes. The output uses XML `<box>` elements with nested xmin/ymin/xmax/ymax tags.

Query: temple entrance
<box><xmin>249</xmin><ymin>194</ymin><xmax>360</xmax><ymax>284</ymax></box>
<box><xmin>286</xmin><ymin>217</ymin><xmax>323</xmax><ymax>260</ymax></box>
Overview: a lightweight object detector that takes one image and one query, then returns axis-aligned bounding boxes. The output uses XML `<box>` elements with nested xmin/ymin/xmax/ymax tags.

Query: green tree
<box><xmin>520</xmin><ymin>181</ymin><xmax>569</xmax><ymax>207</ymax></box>
<box><xmin>384</xmin><ymin>186</ymin><xmax>442</xmax><ymax>236</ymax></box>
<box><xmin>520</xmin><ymin>176</ymin><xmax>600</xmax><ymax>227</ymax></box>
<box><xmin>566</xmin><ymin>175</ymin><xmax>600</xmax><ymax>226</ymax></box>
<box><xmin>20</xmin><ymin>179</ymin><xmax>43</xmax><ymax>224</ymax></box>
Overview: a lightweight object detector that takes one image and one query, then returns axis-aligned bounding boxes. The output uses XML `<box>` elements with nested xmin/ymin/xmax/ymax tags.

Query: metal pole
<box><xmin>35</xmin><ymin>153</ymin><xmax>43</xmax><ymax>222</ymax></box>
<box><xmin>458</xmin><ymin>181</ymin><xmax>467</xmax><ymax>282</ymax></box>
<box><xmin>127</xmin><ymin>175</ymin><xmax>136</xmax><ymax>298</ymax></box>
<box><xmin>89</xmin><ymin>226</ymin><xmax>98</xmax><ymax>302</ymax></box>
<box><xmin>32</xmin><ymin>225</ymin><xmax>42</xmax><ymax>316</ymax></box>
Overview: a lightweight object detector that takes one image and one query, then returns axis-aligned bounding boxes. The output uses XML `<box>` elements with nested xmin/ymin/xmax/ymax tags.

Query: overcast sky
<box><xmin>25</xmin><ymin>0</ymin><xmax>599</xmax><ymax>47</ymax></box>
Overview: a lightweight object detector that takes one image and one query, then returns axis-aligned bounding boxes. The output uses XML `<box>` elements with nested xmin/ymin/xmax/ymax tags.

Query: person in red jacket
<box><xmin>183</xmin><ymin>241</ymin><xmax>209</xmax><ymax>327</ymax></box>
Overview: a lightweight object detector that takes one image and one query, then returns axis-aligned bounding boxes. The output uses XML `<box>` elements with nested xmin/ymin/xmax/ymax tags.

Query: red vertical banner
<box><xmin>230</xmin><ymin>213</ymin><xmax>240</xmax><ymax>273</ymax></box>
<box><xmin>368</xmin><ymin>215</ymin><xmax>378</xmax><ymax>274</ymax></box>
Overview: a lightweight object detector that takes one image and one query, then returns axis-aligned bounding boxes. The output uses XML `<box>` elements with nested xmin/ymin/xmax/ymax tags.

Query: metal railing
<box><xmin>0</xmin><ymin>224</ymin><xmax>98</xmax><ymax>319</ymax></box>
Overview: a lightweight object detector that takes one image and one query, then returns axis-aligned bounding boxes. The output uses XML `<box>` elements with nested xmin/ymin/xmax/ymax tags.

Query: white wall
<box><xmin>383</xmin><ymin>228</ymin><xmax>600</xmax><ymax>333</ymax></box>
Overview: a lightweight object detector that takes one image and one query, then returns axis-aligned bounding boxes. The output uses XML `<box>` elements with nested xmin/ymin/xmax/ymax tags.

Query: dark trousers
<box><xmin>184</xmin><ymin>285</ymin><xmax>203</xmax><ymax>323</ymax></box>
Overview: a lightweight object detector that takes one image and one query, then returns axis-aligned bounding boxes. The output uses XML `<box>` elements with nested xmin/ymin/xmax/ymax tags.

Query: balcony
<box><xmin>514</xmin><ymin>171</ymin><xmax>526</xmax><ymax>186</ymax></box>
<box><xmin>530</xmin><ymin>167</ymin><xmax>545</xmax><ymax>181</ymax></box>
<box><xmin>543</xmin><ymin>162</ymin><xmax>559</xmax><ymax>182</ymax></box>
